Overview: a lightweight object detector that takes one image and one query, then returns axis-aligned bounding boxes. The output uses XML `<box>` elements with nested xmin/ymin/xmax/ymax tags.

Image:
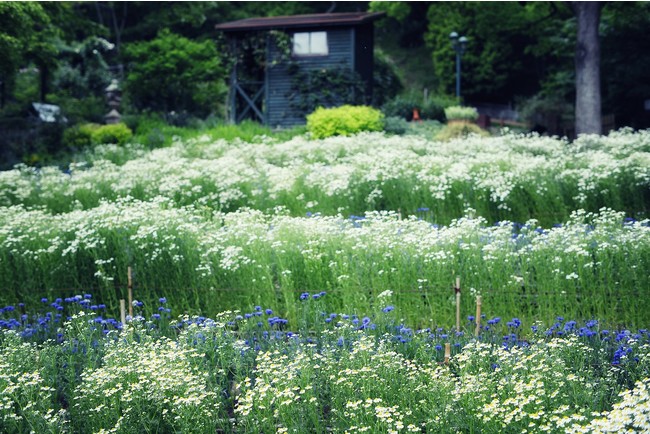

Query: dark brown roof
<box><xmin>215</xmin><ymin>12</ymin><xmax>385</xmax><ymax>32</ymax></box>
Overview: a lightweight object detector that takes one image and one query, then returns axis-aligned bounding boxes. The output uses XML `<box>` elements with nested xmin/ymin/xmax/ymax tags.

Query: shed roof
<box><xmin>215</xmin><ymin>11</ymin><xmax>385</xmax><ymax>33</ymax></box>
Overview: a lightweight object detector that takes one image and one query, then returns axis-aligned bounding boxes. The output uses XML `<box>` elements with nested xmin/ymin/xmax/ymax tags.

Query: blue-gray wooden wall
<box><xmin>266</xmin><ymin>27</ymin><xmax>357</xmax><ymax>128</ymax></box>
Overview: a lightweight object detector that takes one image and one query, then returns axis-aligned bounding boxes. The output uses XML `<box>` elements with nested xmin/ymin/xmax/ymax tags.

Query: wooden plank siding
<box><xmin>267</xmin><ymin>28</ymin><xmax>355</xmax><ymax>128</ymax></box>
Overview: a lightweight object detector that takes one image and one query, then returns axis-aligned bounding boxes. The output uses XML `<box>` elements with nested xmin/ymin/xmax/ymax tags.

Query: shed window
<box><xmin>292</xmin><ymin>31</ymin><xmax>328</xmax><ymax>56</ymax></box>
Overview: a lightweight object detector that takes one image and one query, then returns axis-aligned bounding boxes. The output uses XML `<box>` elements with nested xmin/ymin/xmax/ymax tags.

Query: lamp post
<box><xmin>449</xmin><ymin>32</ymin><xmax>468</xmax><ymax>100</ymax></box>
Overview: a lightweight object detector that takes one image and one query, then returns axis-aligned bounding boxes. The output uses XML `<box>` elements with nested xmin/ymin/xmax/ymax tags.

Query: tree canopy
<box><xmin>1</xmin><ymin>1</ymin><xmax>649</xmax><ymax>131</ymax></box>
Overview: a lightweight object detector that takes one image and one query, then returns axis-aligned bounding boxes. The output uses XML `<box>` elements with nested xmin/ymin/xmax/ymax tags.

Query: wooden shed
<box><xmin>215</xmin><ymin>12</ymin><xmax>385</xmax><ymax>128</ymax></box>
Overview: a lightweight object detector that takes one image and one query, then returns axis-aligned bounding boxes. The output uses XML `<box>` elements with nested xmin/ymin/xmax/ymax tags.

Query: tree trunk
<box><xmin>39</xmin><ymin>64</ymin><xmax>48</xmax><ymax>103</ymax></box>
<box><xmin>572</xmin><ymin>2</ymin><xmax>602</xmax><ymax>136</ymax></box>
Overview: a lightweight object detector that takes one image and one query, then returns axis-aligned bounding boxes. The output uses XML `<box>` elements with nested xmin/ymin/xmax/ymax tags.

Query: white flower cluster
<box><xmin>0</xmin><ymin>130</ymin><xmax>648</xmax><ymax>215</ymax></box>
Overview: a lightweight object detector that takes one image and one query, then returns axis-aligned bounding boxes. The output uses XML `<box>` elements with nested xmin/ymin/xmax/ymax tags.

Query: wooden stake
<box><xmin>444</xmin><ymin>343</ymin><xmax>451</xmax><ymax>365</ymax></box>
<box><xmin>120</xmin><ymin>299</ymin><xmax>126</xmax><ymax>325</ymax></box>
<box><xmin>127</xmin><ymin>266</ymin><xmax>133</xmax><ymax>317</ymax></box>
<box><xmin>475</xmin><ymin>295</ymin><xmax>482</xmax><ymax>336</ymax></box>
<box><xmin>455</xmin><ymin>277</ymin><xmax>461</xmax><ymax>332</ymax></box>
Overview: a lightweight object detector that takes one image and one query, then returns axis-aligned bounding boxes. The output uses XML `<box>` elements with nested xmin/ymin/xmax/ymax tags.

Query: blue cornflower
<box><xmin>487</xmin><ymin>317</ymin><xmax>501</xmax><ymax>325</ymax></box>
<box><xmin>152</xmin><ymin>314</ymin><xmax>161</xmax><ymax>320</ymax></box>
<box><xmin>506</xmin><ymin>318</ymin><xmax>521</xmax><ymax>328</ymax></box>
<box><xmin>435</xmin><ymin>344</ymin><xmax>443</xmax><ymax>351</ymax></box>
<box><xmin>312</xmin><ymin>294</ymin><xmax>321</xmax><ymax>300</ymax></box>
<box><xmin>255</xmin><ymin>306</ymin><xmax>262</xmax><ymax>311</ymax></box>
<box><xmin>467</xmin><ymin>315</ymin><xmax>475</xmax><ymax>322</ymax></box>
<box><xmin>265</xmin><ymin>309</ymin><xmax>273</xmax><ymax>315</ymax></box>
<box><xmin>300</xmin><ymin>292</ymin><xmax>310</xmax><ymax>300</ymax></box>
<box><xmin>41</xmin><ymin>298</ymin><xmax>48</xmax><ymax>303</ymax></box>
<box><xmin>564</xmin><ymin>320</ymin><xmax>577</xmax><ymax>331</ymax></box>
<box><xmin>382</xmin><ymin>305</ymin><xmax>395</xmax><ymax>313</ymax></box>
<box><xmin>159</xmin><ymin>297</ymin><xmax>167</xmax><ymax>304</ymax></box>
<box><xmin>84</xmin><ymin>294</ymin><xmax>92</xmax><ymax>299</ymax></box>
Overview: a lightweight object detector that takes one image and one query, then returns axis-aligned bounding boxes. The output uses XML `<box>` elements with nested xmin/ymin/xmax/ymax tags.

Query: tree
<box><xmin>424</xmin><ymin>2</ymin><xmax>569</xmax><ymax>104</ymax></box>
<box><xmin>0</xmin><ymin>2</ymin><xmax>53</xmax><ymax>105</ymax></box>
<box><xmin>123</xmin><ymin>29</ymin><xmax>227</xmax><ymax>116</ymax></box>
<box><xmin>570</xmin><ymin>2</ymin><xmax>603</xmax><ymax>135</ymax></box>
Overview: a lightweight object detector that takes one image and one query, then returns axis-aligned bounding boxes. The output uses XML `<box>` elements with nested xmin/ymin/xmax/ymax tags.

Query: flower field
<box><xmin>1</xmin><ymin>129</ymin><xmax>650</xmax><ymax>432</ymax></box>
<box><xmin>1</xmin><ymin>130</ymin><xmax>648</xmax><ymax>224</ymax></box>
<box><xmin>1</xmin><ymin>293</ymin><xmax>649</xmax><ymax>433</ymax></box>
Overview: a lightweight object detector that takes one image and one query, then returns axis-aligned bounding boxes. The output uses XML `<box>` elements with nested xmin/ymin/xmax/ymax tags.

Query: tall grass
<box><xmin>1</xmin><ymin>201</ymin><xmax>648</xmax><ymax>326</ymax></box>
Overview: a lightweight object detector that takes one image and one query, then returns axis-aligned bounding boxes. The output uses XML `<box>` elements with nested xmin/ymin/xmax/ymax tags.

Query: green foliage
<box><xmin>436</xmin><ymin>122</ymin><xmax>489</xmax><ymax>141</ymax></box>
<box><xmin>0</xmin><ymin>2</ymin><xmax>52</xmax><ymax>84</ymax></box>
<box><xmin>425</xmin><ymin>2</ymin><xmax>574</xmax><ymax>102</ymax></box>
<box><xmin>369</xmin><ymin>1</ymin><xmax>410</xmax><ymax>22</ymax></box>
<box><xmin>372</xmin><ymin>50</ymin><xmax>403</xmax><ymax>107</ymax></box>
<box><xmin>53</xmin><ymin>36</ymin><xmax>114</xmax><ymax>99</ymax></box>
<box><xmin>383</xmin><ymin>116</ymin><xmax>409</xmax><ymax>135</ymax></box>
<box><xmin>123</xmin><ymin>29</ymin><xmax>227</xmax><ymax>117</ymax></box>
<box><xmin>444</xmin><ymin>105</ymin><xmax>479</xmax><ymax>122</ymax></box>
<box><xmin>288</xmin><ymin>65</ymin><xmax>367</xmax><ymax>115</ymax></box>
<box><xmin>90</xmin><ymin>123</ymin><xmax>133</xmax><ymax>146</ymax></box>
<box><xmin>306</xmin><ymin>105</ymin><xmax>384</xmax><ymax>139</ymax></box>
<box><xmin>382</xmin><ymin>94</ymin><xmax>447</xmax><ymax>122</ymax></box>
<box><xmin>62</xmin><ymin>123</ymin><xmax>100</xmax><ymax>149</ymax></box>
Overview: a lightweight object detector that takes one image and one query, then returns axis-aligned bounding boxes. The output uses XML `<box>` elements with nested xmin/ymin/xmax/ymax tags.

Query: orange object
<box><xmin>412</xmin><ymin>108</ymin><xmax>421</xmax><ymax>122</ymax></box>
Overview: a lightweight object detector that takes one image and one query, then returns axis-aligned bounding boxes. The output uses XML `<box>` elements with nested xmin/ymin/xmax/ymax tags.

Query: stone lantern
<box><xmin>104</xmin><ymin>79</ymin><xmax>122</xmax><ymax>124</ymax></box>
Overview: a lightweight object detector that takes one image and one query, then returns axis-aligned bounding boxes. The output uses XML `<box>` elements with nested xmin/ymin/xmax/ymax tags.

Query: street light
<box><xmin>449</xmin><ymin>32</ymin><xmax>468</xmax><ymax>100</ymax></box>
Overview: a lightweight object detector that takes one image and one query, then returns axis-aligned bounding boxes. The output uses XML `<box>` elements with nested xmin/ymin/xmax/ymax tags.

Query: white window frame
<box><xmin>292</xmin><ymin>31</ymin><xmax>329</xmax><ymax>57</ymax></box>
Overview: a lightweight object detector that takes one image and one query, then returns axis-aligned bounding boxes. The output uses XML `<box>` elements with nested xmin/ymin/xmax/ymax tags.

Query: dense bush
<box><xmin>90</xmin><ymin>123</ymin><xmax>133</xmax><ymax>145</ymax></box>
<box><xmin>307</xmin><ymin>105</ymin><xmax>384</xmax><ymax>139</ymax></box>
<box><xmin>62</xmin><ymin>123</ymin><xmax>100</xmax><ymax>149</ymax></box>
<box><xmin>444</xmin><ymin>105</ymin><xmax>479</xmax><ymax>122</ymax></box>
<box><xmin>124</xmin><ymin>29</ymin><xmax>227</xmax><ymax>117</ymax></box>
<box><xmin>382</xmin><ymin>94</ymin><xmax>446</xmax><ymax>122</ymax></box>
<box><xmin>383</xmin><ymin>116</ymin><xmax>409</xmax><ymax>135</ymax></box>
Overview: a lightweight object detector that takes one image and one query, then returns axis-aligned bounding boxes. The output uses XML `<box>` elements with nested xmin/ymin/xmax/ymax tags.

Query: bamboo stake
<box><xmin>475</xmin><ymin>295</ymin><xmax>482</xmax><ymax>336</ymax></box>
<box><xmin>120</xmin><ymin>299</ymin><xmax>126</xmax><ymax>325</ymax></box>
<box><xmin>444</xmin><ymin>343</ymin><xmax>451</xmax><ymax>365</ymax></box>
<box><xmin>455</xmin><ymin>276</ymin><xmax>461</xmax><ymax>332</ymax></box>
<box><xmin>127</xmin><ymin>266</ymin><xmax>133</xmax><ymax>318</ymax></box>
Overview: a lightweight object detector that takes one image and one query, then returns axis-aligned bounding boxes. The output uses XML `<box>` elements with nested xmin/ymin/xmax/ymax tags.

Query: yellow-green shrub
<box><xmin>90</xmin><ymin>123</ymin><xmax>133</xmax><ymax>145</ymax></box>
<box><xmin>306</xmin><ymin>105</ymin><xmax>384</xmax><ymax>139</ymax></box>
<box><xmin>435</xmin><ymin>122</ymin><xmax>489</xmax><ymax>141</ymax></box>
<box><xmin>444</xmin><ymin>105</ymin><xmax>479</xmax><ymax>122</ymax></box>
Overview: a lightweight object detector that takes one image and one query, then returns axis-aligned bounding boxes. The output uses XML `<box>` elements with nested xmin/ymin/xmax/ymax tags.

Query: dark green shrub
<box><xmin>62</xmin><ymin>123</ymin><xmax>100</xmax><ymax>149</ymax></box>
<box><xmin>372</xmin><ymin>51</ymin><xmax>403</xmax><ymax>107</ymax></box>
<box><xmin>91</xmin><ymin>123</ymin><xmax>133</xmax><ymax>145</ymax></box>
<box><xmin>307</xmin><ymin>105</ymin><xmax>384</xmax><ymax>139</ymax></box>
<box><xmin>382</xmin><ymin>95</ymin><xmax>446</xmax><ymax>122</ymax></box>
<box><xmin>383</xmin><ymin>116</ymin><xmax>409</xmax><ymax>135</ymax></box>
